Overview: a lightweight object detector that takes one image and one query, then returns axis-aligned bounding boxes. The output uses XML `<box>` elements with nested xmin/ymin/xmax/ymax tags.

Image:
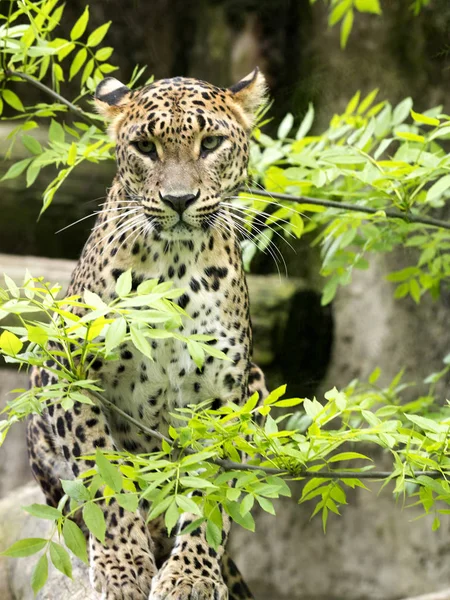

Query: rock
<box><xmin>0</xmin><ymin>370</ymin><xmax>30</xmax><ymax>497</ymax></box>
<box><xmin>0</xmin><ymin>484</ymin><xmax>97</xmax><ymax>600</ymax></box>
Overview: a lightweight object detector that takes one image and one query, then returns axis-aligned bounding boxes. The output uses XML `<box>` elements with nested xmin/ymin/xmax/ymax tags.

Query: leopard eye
<box><xmin>134</xmin><ymin>140</ymin><xmax>157</xmax><ymax>156</ymax></box>
<box><xmin>200</xmin><ymin>136</ymin><xmax>224</xmax><ymax>155</ymax></box>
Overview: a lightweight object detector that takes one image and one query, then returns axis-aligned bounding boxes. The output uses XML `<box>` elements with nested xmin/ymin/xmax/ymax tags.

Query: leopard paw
<box><xmin>89</xmin><ymin>521</ymin><xmax>157</xmax><ymax>599</ymax></box>
<box><xmin>149</xmin><ymin>571</ymin><xmax>228</xmax><ymax>600</ymax></box>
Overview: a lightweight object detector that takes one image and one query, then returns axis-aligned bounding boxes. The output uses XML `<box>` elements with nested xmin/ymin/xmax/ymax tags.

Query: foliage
<box><xmin>314</xmin><ymin>0</ymin><xmax>430</xmax><ymax>48</ymax></box>
<box><xmin>0</xmin><ymin>0</ymin><xmax>450</xmax><ymax>595</ymax></box>
<box><xmin>245</xmin><ymin>93</ymin><xmax>450</xmax><ymax>305</ymax></box>
<box><xmin>0</xmin><ymin>0</ymin><xmax>151</xmax><ymax>214</ymax></box>
<box><xmin>2</xmin><ymin>274</ymin><xmax>450</xmax><ymax>587</ymax></box>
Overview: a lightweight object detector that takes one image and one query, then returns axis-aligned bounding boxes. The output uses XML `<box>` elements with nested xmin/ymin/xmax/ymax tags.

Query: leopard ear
<box><xmin>94</xmin><ymin>77</ymin><xmax>131</xmax><ymax>118</ymax></box>
<box><xmin>229</xmin><ymin>67</ymin><xmax>267</xmax><ymax>128</ymax></box>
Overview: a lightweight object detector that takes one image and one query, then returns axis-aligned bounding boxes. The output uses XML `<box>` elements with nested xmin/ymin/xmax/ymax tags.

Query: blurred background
<box><xmin>2</xmin><ymin>1</ymin><xmax>450</xmax><ymax>599</ymax></box>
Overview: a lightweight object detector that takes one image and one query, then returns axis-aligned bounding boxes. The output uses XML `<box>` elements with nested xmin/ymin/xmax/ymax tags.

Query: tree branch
<box><xmin>4</xmin><ymin>69</ymin><xmax>103</xmax><ymax>130</ymax></box>
<box><xmin>91</xmin><ymin>391</ymin><xmax>446</xmax><ymax>481</ymax></box>
<box><xmin>243</xmin><ymin>187</ymin><xmax>450</xmax><ymax>232</ymax></box>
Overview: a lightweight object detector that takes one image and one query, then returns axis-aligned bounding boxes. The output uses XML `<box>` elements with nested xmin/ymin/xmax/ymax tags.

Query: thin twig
<box><xmin>91</xmin><ymin>391</ymin><xmax>169</xmax><ymax>445</ymax></box>
<box><xmin>243</xmin><ymin>187</ymin><xmax>450</xmax><ymax>232</ymax></box>
<box><xmin>4</xmin><ymin>69</ymin><xmax>102</xmax><ymax>130</ymax></box>
<box><xmin>91</xmin><ymin>391</ymin><xmax>445</xmax><ymax>481</ymax></box>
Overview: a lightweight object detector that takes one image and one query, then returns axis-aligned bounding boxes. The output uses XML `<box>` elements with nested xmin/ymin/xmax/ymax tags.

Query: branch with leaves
<box><xmin>0</xmin><ymin>0</ymin><xmax>450</xmax><ymax>595</ymax></box>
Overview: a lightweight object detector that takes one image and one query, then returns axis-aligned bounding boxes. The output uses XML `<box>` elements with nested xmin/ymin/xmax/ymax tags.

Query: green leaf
<box><xmin>1</xmin><ymin>158</ymin><xmax>33</xmax><ymax>181</ymax></box>
<box><xmin>176</xmin><ymin>495</ymin><xmax>202</xmax><ymax>516</ymax></box>
<box><xmin>105</xmin><ymin>317</ymin><xmax>127</xmax><ymax>354</ymax></box>
<box><xmin>95</xmin><ymin>47</ymin><xmax>114</xmax><ymax>61</ymax></box>
<box><xmin>340</xmin><ymin>9</ymin><xmax>354</xmax><ymax>49</ymax></box>
<box><xmin>240</xmin><ymin>494</ymin><xmax>254</xmax><ymax>516</ymax></box>
<box><xmin>26</xmin><ymin>162</ymin><xmax>41</xmax><ymax>187</ymax></box>
<box><xmin>96</xmin><ymin>449</ymin><xmax>122</xmax><ymax>492</ymax></box>
<box><xmin>186</xmin><ymin>339</ymin><xmax>205</xmax><ymax>370</ymax></box>
<box><xmin>357</xmin><ymin>89</ymin><xmax>379</xmax><ymax>115</ymax></box>
<box><xmin>130</xmin><ymin>326</ymin><xmax>153</xmax><ymax>360</ymax></box>
<box><xmin>2</xmin><ymin>89</ymin><xmax>25</xmax><ymax>112</ymax></box>
<box><xmin>115</xmin><ymin>493</ymin><xmax>139</xmax><ymax>513</ymax></box>
<box><xmin>274</xmin><ymin>397</ymin><xmax>303</xmax><ymax>407</ymax></box>
<box><xmin>355</xmin><ymin>0</ymin><xmax>381</xmax><ymax>14</ymax></box>
<box><xmin>31</xmin><ymin>553</ymin><xmax>48</xmax><ymax>594</ymax></box>
<box><xmin>4</xmin><ymin>273</ymin><xmax>19</xmax><ymax>297</ymax></box>
<box><xmin>27</xmin><ymin>325</ymin><xmax>48</xmax><ymax>346</ymax></box>
<box><xmin>1</xmin><ymin>538</ymin><xmax>47</xmax><ymax>558</ymax></box>
<box><xmin>411</xmin><ymin>109</ymin><xmax>439</xmax><ymax>127</ymax></box>
<box><xmin>263</xmin><ymin>384</ymin><xmax>287</xmax><ymax>406</ymax></box>
<box><xmin>115</xmin><ymin>269</ymin><xmax>132</xmax><ymax>296</ymax></box>
<box><xmin>87</xmin><ymin>22</ymin><xmax>111</xmax><ymax>47</ymax></box>
<box><xmin>296</xmin><ymin>103</ymin><xmax>314</xmax><ymax>139</ymax></box>
<box><xmin>49</xmin><ymin>541</ymin><xmax>72</xmax><ymax>578</ymax></box>
<box><xmin>70</xmin><ymin>6</ymin><xmax>89</xmax><ymax>41</ymax></box>
<box><xmin>49</xmin><ymin>120</ymin><xmax>65</xmax><ymax>144</ymax></box>
<box><xmin>69</xmin><ymin>48</ymin><xmax>88</xmax><ymax>80</ymax></box>
<box><xmin>432</xmin><ymin>516</ymin><xmax>440</xmax><ymax>531</ymax></box>
<box><xmin>22</xmin><ymin>135</ymin><xmax>42</xmax><ymax>155</ymax></box>
<box><xmin>147</xmin><ymin>496</ymin><xmax>173</xmax><ymax>521</ymax></box>
<box><xmin>67</xmin><ymin>142</ymin><xmax>77</xmax><ymax>166</ymax></box>
<box><xmin>395</xmin><ymin>131</ymin><xmax>425</xmax><ymax>143</ymax></box>
<box><xmin>392</xmin><ymin>97</ymin><xmax>413</xmax><ymax>125</ymax></box>
<box><xmin>61</xmin><ymin>479</ymin><xmax>91</xmax><ymax>502</ymax></box>
<box><xmin>291</xmin><ymin>212</ymin><xmax>304</xmax><ymax>238</ymax></box>
<box><xmin>225</xmin><ymin>501</ymin><xmax>255</xmax><ymax>531</ymax></box>
<box><xmin>0</xmin><ymin>330</ymin><xmax>23</xmax><ymax>355</ymax></box>
<box><xmin>405</xmin><ymin>414</ymin><xmax>443</xmax><ymax>434</ymax></box>
<box><xmin>328</xmin><ymin>452</ymin><xmax>371</xmax><ymax>463</ymax></box>
<box><xmin>277</xmin><ymin>113</ymin><xmax>294</xmax><ymax>139</ymax></box>
<box><xmin>62</xmin><ymin>519</ymin><xmax>88</xmax><ymax>564</ymax></box>
<box><xmin>256</xmin><ymin>496</ymin><xmax>276</xmax><ymax>515</ymax></box>
<box><xmin>58</xmin><ymin>41</ymin><xmax>75</xmax><ymax>61</ymax></box>
<box><xmin>426</xmin><ymin>174</ymin><xmax>450</xmax><ymax>202</ymax></box>
<box><xmin>369</xmin><ymin>366</ymin><xmax>381</xmax><ymax>384</ymax></box>
<box><xmin>179</xmin><ymin>476</ymin><xmax>217</xmax><ymax>489</ymax></box>
<box><xmin>23</xmin><ymin>504</ymin><xmax>62</xmax><ymax>520</ymax></box>
<box><xmin>83</xmin><ymin>502</ymin><xmax>106</xmax><ymax>543</ymax></box>
<box><xmin>165</xmin><ymin>500</ymin><xmax>180</xmax><ymax>535</ymax></box>
<box><xmin>206</xmin><ymin>519</ymin><xmax>222</xmax><ymax>550</ymax></box>
<box><xmin>329</xmin><ymin>0</ymin><xmax>351</xmax><ymax>25</ymax></box>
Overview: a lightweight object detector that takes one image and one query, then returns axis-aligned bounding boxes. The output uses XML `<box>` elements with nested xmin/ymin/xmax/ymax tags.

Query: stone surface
<box><xmin>1</xmin><ymin>480</ymin><xmax>450</xmax><ymax>600</ymax></box>
<box><xmin>0</xmin><ymin>370</ymin><xmax>31</xmax><ymax>497</ymax></box>
<box><xmin>231</xmin><ymin>468</ymin><xmax>450</xmax><ymax>600</ymax></box>
<box><xmin>0</xmin><ymin>484</ymin><xmax>98</xmax><ymax>600</ymax></box>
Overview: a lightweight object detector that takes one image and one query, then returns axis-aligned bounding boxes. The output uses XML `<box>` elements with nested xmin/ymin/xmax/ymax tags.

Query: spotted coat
<box><xmin>27</xmin><ymin>69</ymin><xmax>268</xmax><ymax>600</ymax></box>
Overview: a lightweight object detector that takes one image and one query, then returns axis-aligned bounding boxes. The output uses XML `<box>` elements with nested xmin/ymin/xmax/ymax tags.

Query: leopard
<box><xmin>26</xmin><ymin>68</ymin><xmax>269</xmax><ymax>600</ymax></box>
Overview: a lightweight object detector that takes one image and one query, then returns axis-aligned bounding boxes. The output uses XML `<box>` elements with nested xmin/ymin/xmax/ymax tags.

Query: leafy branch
<box><xmin>243</xmin><ymin>187</ymin><xmax>450</xmax><ymax>232</ymax></box>
<box><xmin>4</xmin><ymin>68</ymin><xmax>102</xmax><ymax>129</ymax></box>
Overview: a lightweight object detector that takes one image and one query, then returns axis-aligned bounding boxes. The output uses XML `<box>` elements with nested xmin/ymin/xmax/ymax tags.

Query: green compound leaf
<box><xmin>49</xmin><ymin>541</ymin><xmax>72</xmax><ymax>578</ymax></box>
<box><xmin>23</xmin><ymin>503</ymin><xmax>62</xmax><ymax>520</ymax></box>
<box><xmin>70</xmin><ymin>6</ymin><xmax>89</xmax><ymax>41</ymax></box>
<box><xmin>87</xmin><ymin>22</ymin><xmax>111</xmax><ymax>47</ymax></box>
<box><xmin>83</xmin><ymin>502</ymin><xmax>106</xmax><ymax>543</ymax></box>
<box><xmin>63</xmin><ymin>519</ymin><xmax>88</xmax><ymax>564</ymax></box>
<box><xmin>1</xmin><ymin>538</ymin><xmax>47</xmax><ymax>558</ymax></box>
<box><xmin>31</xmin><ymin>553</ymin><xmax>48</xmax><ymax>594</ymax></box>
<box><xmin>96</xmin><ymin>449</ymin><xmax>123</xmax><ymax>492</ymax></box>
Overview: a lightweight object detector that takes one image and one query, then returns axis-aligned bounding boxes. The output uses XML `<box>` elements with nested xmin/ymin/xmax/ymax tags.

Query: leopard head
<box><xmin>95</xmin><ymin>70</ymin><xmax>266</xmax><ymax>240</ymax></box>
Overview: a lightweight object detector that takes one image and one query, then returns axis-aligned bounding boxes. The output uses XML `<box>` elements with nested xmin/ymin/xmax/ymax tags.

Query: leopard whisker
<box><xmin>221</xmin><ymin>202</ymin><xmax>297</xmax><ymax>250</ymax></box>
<box><xmin>218</xmin><ymin>209</ymin><xmax>288</xmax><ymax>274</ymax></box>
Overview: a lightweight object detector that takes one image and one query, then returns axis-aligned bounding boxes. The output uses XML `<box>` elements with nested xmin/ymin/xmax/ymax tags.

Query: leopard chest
<box><xmin>91</xmin><ymin>240</ymin><xmax>250</xmax><ymax>453</ymax></box>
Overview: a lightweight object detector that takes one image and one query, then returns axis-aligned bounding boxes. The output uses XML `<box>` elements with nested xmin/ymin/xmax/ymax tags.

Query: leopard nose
<box><xmin>159</xmin><ymin>191</ymin><xmax>199</xmax><ymax>215</ymax></box>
